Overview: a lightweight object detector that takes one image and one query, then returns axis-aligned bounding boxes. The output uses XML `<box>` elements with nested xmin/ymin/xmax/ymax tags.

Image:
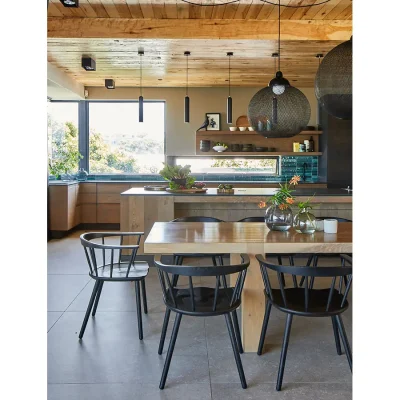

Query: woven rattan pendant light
<box><xmin>315</xmin><ymin>37</ymin><xmax>352</xmax><ymax>120</ymax></box>
<box><xmin>247</xmin><ymin>0</ymin><xmax>310</xmax><ymax>138</ymax></box>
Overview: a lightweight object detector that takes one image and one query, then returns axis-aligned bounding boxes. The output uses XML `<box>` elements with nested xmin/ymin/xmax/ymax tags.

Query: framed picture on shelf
<box><xmin>206</xmin><ymin>113</ymin><xmax>221</xmax><ymax>131</ymax></box>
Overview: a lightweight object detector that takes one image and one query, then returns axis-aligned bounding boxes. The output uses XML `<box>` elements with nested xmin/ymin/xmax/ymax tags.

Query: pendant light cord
<box><xmin>186</xmin><ymin>55</ymin><xmax>188</xmax><ymax>96</ymax></box>
<box><xmin>228</xmin><ymin>55</ymin><xmax>231</xmax><ymax>97</ymax></box>
<box><xmin>278</xmin><ymin>0</ymin><xmax>281</xmax><ymax>71</ymax></box>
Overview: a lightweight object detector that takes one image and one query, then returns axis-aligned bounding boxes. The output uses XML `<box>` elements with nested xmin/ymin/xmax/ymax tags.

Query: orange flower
<box><xmin>289</xmin><ymin>175</ymin><xmax>301</xmax><ymax>185</ymax></box>
<box><xmin>258</xmin><ymin>201</ymin><xmax>266</xmax><ymax>209</ymax></box>
<box><xmin>278</xmin><ymin>204</ymin><xmax>288</xmax><ymax>210</ymax></box>
<box><xmin>286</xmin><ymin>197</ymin><xmax>294</xmax><ymax>204</ymax></box>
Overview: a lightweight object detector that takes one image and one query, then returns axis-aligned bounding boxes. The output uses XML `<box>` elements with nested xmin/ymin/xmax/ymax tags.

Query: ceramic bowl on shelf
<box><xmin>213</xmin><ymin>146</ymin><xmax>228</xmax><ymax>152</ymax></box>
<box><xmin>239</xmin><ymin>127</ymin><xmax>247</xmax><ymax>131</ymax></box>
<box><xmin>248</xmin><ymin>127</ymin><xmax>255</xmax><ymax>131</ymax></box>
<box><xmin>229</xmin><ymin>126</ymin><xmax>238</xmax><ymax>131</ymax></box>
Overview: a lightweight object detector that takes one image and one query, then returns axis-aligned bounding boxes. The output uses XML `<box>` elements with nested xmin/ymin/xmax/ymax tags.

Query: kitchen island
<box><xmin>120</xmin><ymin>187</ymin><xmax>352</xmax><ymax>254</ymax></box>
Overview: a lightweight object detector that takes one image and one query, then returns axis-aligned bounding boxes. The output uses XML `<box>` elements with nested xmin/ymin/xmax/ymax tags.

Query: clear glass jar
<box><xmin>77</xmin><ymin>168</ymin><xmax>89</xmax><ymax>182</ymax></box>
<box><xmin>265</xmin><ymin>205</ymin><xmax>293</xmax><ymax>231</ymax></box>
<box><xmin>293</xmin><ymin>208</ymin><xmax>317</xmax><ymax>234</ymax></box>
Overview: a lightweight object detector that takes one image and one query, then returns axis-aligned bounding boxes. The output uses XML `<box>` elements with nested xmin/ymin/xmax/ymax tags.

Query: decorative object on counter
<box><xmin>293</xmin><ymin>197</ymin><xmax>318</xmax><ymax>234</ymax></box>
<box><xmin>217</xmin><ymin>184</ymin><xmax>234</xmax><ymax>194</ymax></box>
<box><xmin>299</xmin><ymin>143</ymin><xmax>306</xmax><ymax>152</ymax></box>
<box><xmin>206</xmin><ymin>113</ymin><xmax>221</xmax><ymax>131</ymax></box>
<box><xmin>231</xmin><ymin>144</ymin><xmax>242</xmax><ymax>152</ymax></box>
<box><xmin>292</xmin><ymin>142</ymin><xmax>300</xmax><ymax>152</ymax></box>
<box><xmin>236</xmin><ymin>115</ymin><xmax>251</xmax><ymax>128</ymax></box>
<box><xmin>200</xmin><ymin>140</ymin><xmax>211</xmax><ymax>152</ymax></box>
<box><xmin>229</xmin><ymin>126</ymin><xmax>238</xmax><ymax>131</ymax></box>
<box><xmin>324</xmin><ymin>219</ymin><xmax>338</xmax><ymax>234</ymax></box>
<box><xmin>248</xmin><ymin>127</ymin><xmax>255</xmax><ymax>131</ymax></box>
<box><xmin>77</xmin><ymin>168</ymin><xmax>89</xmax><ymax>181</ymax></box>
<box><xmin>303</xmin><ymin>139</ymin><xmax>310</xmax><ymax>152</ymax></box>
<box><xmin>315</xmin><ymin>219</ymin><xmax>324</xmax><ymax>232</ymax></box>
<box><xmin>144</xmin><ymin>185</ymin><xmax>168</xmax><ymax>191</ymax></box>
<box><xmin>247</xmin><ymin>2</ymin><xmax>310</xmax><ymax>138</ymax></box>
<box><xmin>239</xmin><ymin>127</ymin><xmax>247</xmax><ymax>131</ymax></box>
<box><xmin>258</xmin><ymin>175</ymin><xmax>300</xmax><ymax>231</ymax></box>
<box><xmin>309</xmin><ymin>136</ymin><xmax>314</xmax><ymax>152</ymax></box>
<box><xmin>213</xmin><ymin>142</ymin><xmax>228</xmax><ymax>152</ymax></box>
<box><xmin>184</xmin><ymin>51</ymin><xmax>191</xmax><ymax>123</ymax></box>
<box><xmin>138</xmin><ymin>49</ymin><xmax>144</xmax><ymax>123</ymax></box>
<box><xmin>315</xmin><ymin>37</ymin><xmax>352</xmax><ymax>120</ymax></box>
<box><xmin>226</xmin><ymin>52</ymin><xmax>233</xmax><ymax>124</ymax></box>
<box><xmin>197</xmin><ymin>116</ymin><xmax>210</xmax><ymax>131</ymax></box>
<box><xmin>193</xmin><ymin>181</ymin><xmax>206</xmax><ymax>189</ymax></box>
<box><xmin>159</xmin><ymin>163</ymin><xmax>196</xmax><ymax>190</ymax></box>
<box><xmin>242</xmin><ymin>144</ymin><xmax>253</xmax><ymax>152</ymax></box>
<box><xmin>166</xmin><ymin>187</ymin><xmax>207</xmax><ymax>194</ymax></box>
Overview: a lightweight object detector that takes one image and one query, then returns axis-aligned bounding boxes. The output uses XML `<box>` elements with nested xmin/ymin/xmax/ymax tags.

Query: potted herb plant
<box><xmin>159</xmin><ymin>163</ymin><xmax>196</xmax><ymax>190</ymax></box>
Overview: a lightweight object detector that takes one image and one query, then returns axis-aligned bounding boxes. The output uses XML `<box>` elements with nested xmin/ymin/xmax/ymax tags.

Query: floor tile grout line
<box><xmin>47</xmin><ymin>278</ymin><xmax>92</xmax><ymax>333</ymax></box>
<box><xmin>204</xmin><ymin>317</ymin><xmax>214</xmax><ymax>400</ymax></box>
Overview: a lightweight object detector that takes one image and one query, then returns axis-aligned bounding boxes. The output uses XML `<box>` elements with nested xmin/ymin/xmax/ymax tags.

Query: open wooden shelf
<box><xmin>194</xmin><ymin>152</ymin><xmax>322</xmax><ymax>156</ymax></box>
<box><xmin>197</xmin><ymin>130</ymin><xmax>322</xmax><ymax>136</ymax></box>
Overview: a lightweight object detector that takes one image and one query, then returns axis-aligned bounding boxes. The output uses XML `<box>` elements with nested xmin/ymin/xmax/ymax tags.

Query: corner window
<box><xmin>88</xmin><ymin>102</ymin><xmax>165</xmax><ymax>174</ymax></box>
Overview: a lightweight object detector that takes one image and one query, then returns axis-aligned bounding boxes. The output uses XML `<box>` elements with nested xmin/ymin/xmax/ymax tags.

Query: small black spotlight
<box><xmin>60</xmin><ymin>0</ymin><xmax>79</xmax><ymax>7</ymax></box>
<box><xmin>105</xmin><ymin>79</ymin><xmax>115</xmax><ymax>89</ymax></box>
<box><xmin>82</xmin><ymin>57</ymin><xmax>96</xmax><ymax>71</ymax></box>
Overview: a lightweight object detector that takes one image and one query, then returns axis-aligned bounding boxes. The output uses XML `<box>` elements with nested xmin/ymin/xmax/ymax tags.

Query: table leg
<box><xmin>231</xmin><ymin>247</ymin><xmax>264</xmax><ymax>353</ymax></box>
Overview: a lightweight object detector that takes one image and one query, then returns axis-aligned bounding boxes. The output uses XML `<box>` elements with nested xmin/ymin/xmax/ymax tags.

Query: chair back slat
<box><xmin>256</xmin><ymin>254</ymin><xmax>353</xmax><ymax>315</ymax></box>
<box><xmin>80</xmin><ymin>232</ymin><xmax>144</xmax><ymax>279</ymax></box>
<box><xmin>154</xmin><ymin>254</ymin><xmax>250</xmax><ymax>315</ymax></box>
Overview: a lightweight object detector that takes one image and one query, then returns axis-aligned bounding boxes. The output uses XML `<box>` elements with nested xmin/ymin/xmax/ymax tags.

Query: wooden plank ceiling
<box><xmin>47</xmin><ymin>0</ymin><xmax>352</xmax><ymax>88</ymax></box>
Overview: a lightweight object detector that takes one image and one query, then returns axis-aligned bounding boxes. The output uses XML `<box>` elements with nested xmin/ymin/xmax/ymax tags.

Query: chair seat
<box><xmin>166</xmin><ymin>286</ymin><xmax>239</xmax><ymax>315</ymax></box>
<box><xmin>267</xmin><ymin>288</ymin><xmax>349</xmax><ymax>315</ymax></box>
<box><xmin>90</xmin><ymin>261</ymin><xmax>149</xmax><ymax>281</ymax></box>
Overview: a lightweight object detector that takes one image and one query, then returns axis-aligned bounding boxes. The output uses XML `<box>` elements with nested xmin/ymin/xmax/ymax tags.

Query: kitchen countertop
<box><xmin>121</xmin><ymin>187</ymin><xmax>352</xmax><ymax>197</ymax></box>
<box><xmin>49</xmin><ymin>180</ymin><xmax>327</xmax><ymax>185</ymax></box>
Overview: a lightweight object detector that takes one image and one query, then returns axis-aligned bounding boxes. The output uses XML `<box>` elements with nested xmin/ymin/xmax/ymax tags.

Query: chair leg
<box><xmin>277</xmin><ymin>256</ymin><xmax>286</xmax><ymax>287</ymax></box>
<box><xmin>257</xmin><ymin>301</ymin><xmax>272</xmax><ymax>355</ymax></box>
<box><xmin>231</xmin><ymin>310</ymin><xmax>244</xmax><ymax>354</ymax></box>
<box><xmin>159</xmin><ymin>313</ymin><xmax>183</xmax><ymax>390</ymax></box>
<box><xmin>225</xmin><ymin>313</ymin><xmax>247</xmax><ymax>389</ymax></box>
<box><xmin>135</xmin><ymin>281</ymin><xmax>143</xmax><ymax>340</ymax></box>
<box><xmin>141</xmin><ymin>279</ymin><xmax>148</xmax><ymax>314</ymax></box>
<box><xmin>91</xmin><ymin>281</ymin><xmax>104</xmax><ymax>316</ymax></box>
<box><xmin>309</xmin><ymin>256</ymin><xmax>319</xmax><ymax>289</ymax></box>
<box><xmin>158</xmin><ymin>308</ymin><xmax>171</xmax><ymax>355</ymax></box>
<box><xmin>331</xmin><ymin>316</ymin><xmax>342</xmax><ymax>355</ymax></box>
<box><xmin>288</xmin><ymin>255</ymin><xmax>298</xmax><ymax>288</ymax></box>
<box><xmin>218</xmin><ymin>255</ymin><xmax>224</xmax><ymax>266</ymax></box>
<box><xmin>335</xmin><ymin>315</ymin><xmax>352</xmax><ymax>371</ymax></box>
<box><xmin>211</xmin><ymin>256</ymin><xmax>217</xmax><ymax>266</ymax></box>
<box><xmin>276</xmin><ymin>313</ymin><xmax>293</xmax><ymax>391</ymax></box>
<box><xmin>79</xmin><ymin>280</ymin><xmax>100</xmax><ymax>339</ymax></box>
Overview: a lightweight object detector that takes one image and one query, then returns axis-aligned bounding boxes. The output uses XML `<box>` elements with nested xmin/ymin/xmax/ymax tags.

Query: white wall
<box><xmin>87</xmin><ymin>86</ymin><xmax>318</xmax><ymax>156</ymax></box>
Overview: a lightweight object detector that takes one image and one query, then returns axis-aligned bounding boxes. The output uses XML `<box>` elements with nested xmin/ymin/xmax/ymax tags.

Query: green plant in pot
<box><xmin>159</xmin><ymin>163</ymin><xmax>195</xmax><ymax>190</ymax></box>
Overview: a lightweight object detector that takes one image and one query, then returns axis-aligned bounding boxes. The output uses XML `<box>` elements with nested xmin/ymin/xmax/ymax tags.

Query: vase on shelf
<box><xmin>77</xmin><ymin>168</ymin><xmax>89</xmax><ymax>181</ymax></box>
<box><xmin>293</xmin><ymin>208</ymin><xmax>317</xmax><ymax>234</ymax></box>
<box><xmin>265</xmin><ymin>205</ymin><xmax>293</xmax><ymax>231</ymax></box>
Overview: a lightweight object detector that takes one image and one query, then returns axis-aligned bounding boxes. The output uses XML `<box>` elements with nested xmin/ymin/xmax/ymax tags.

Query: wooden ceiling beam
<box><xmin>47</xmin><ymin>17</ymin><xmax>352</xmax><ymax>40</ymax></box>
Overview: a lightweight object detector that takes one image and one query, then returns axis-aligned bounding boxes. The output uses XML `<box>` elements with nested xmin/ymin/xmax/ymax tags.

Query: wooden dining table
<box><xmin>144</xmin><ymin>221</ymin><xmax>352</xmax><ymax>352</ymax></box>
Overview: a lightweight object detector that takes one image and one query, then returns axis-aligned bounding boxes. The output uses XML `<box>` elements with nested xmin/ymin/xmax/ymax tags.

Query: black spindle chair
<box><xmin>237</xmin><ymin>217</ymin><xmax>314</xmax><ymax>287</ymax></box>
<box><xmin>79</xmin><ymin>232</ymin><xmax>149</xmax><ymax>340</ymax></box>
<box><xmin>154</xmin><ymin>254</ymin><xmax>250</xmax><ymax>390</ymax></box>
<box><xmin>256</xmin><ymin>254</ymin><xmax>352</xmax><ymax>391</ymax></box>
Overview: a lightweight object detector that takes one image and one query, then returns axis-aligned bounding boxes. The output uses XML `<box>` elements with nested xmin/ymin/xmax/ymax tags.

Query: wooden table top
<box><xmin>144</xmin><ymin>222</ymin><xmax>352</xmax><ymax>254</ymax></box>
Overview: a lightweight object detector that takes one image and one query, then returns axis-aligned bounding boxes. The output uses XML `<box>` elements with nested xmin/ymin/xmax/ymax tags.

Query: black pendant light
<box><xmin>138</xmin><ymin>50</ymin><xmax>144</xmax><ymax>123</ymax></box>
<box><xmin>315</xmin><ymin>37</ymin><xmax>352</xmax><ymax>120</ymax></box>
<box><xmin>184</xmin><ymin>51</ymin><xmax>190</xmax><ymax>123</ymax></box>
<box><xmin>247</xmin><ymin>0</ymin><xmax>311</xmax><ymax>138</ymax></box>
<box><xmin>227</xmin><ymin>52</ymin><xmax>233</xmax><ymax>124</ymax></box>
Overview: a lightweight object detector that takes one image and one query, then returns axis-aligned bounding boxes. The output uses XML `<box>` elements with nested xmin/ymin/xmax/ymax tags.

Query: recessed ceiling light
<box><xmin>81</xmin><ymin>57</ymin><xmax>96</xmax><ymax>71</ymax></box>
<box><xmin>60</xmin><ymin>0</ymin><xmax>79</xmax><ymax>7</ymax></box>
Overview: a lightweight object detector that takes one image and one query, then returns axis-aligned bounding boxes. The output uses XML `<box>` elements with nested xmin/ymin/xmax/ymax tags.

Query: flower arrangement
<box><xmin>258</xmin><ymin>175</ymin><xmax>300</xmax><ymax>211</ymax></box>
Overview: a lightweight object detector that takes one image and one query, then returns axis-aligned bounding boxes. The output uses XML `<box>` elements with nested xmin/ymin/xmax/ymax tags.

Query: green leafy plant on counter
<box><xmin>159</xmin><ymin>163</ymin><xmax>196</xmax><ymax>189</ymax></box>
<box><xmin>214</xmin><ymin>142</ymin><xmax>228</xmax><ymax>148</ymax></box>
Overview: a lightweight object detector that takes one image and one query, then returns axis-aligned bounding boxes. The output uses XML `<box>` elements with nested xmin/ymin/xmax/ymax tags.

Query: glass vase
<box><xmin>77</xmin><ymin>168</ymin><xmax>89</xmax><ymax>182</ymax></box>
<box><xmin>294</xmin><ymin>208</ymin><xmax>317</xmax><ymax>234</ymax></box>
<box><xmin>265</xmin><ymin>205</ymin><xmax>293</xmax><ymax>231</ymax></box>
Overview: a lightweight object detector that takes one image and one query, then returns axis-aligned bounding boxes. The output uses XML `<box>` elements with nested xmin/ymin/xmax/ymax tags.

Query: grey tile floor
<box><xmin>48</xmin><ymin>230</ymin><xmax>352</xmax><ymax>400</ymax></box>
